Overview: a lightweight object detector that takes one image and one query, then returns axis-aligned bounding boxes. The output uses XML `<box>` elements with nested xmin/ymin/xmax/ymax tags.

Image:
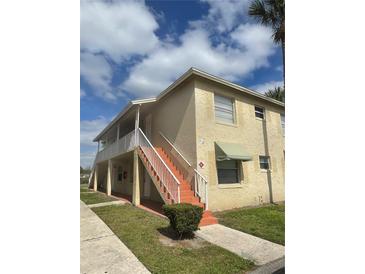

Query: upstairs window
<box><xmin>259</xmin><ymin>156</ymin><xmax>270</xmax><ymax>170</ymax></box>
<box><xmin>217</xmin><ymin>160</ymin><xmax>240</xmax><ymax>184</ymax></box>
<box><xmin>214</xmin><ymin>94</ymin><xmax>234</xmax><ymax>124</ymax></box>
<box><xmin>255</xmin><ymin>106</ymin><xmax>265</xmax><ymax>119</ymax></box>
<box><xmin>280</xmin><ymin>113</ymin><xmax>285</xmax><ymax>136</ymax></box>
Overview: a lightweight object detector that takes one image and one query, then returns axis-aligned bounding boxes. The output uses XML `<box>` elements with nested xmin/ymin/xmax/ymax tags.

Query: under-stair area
<box><xmin>137</xmin><ymin>143</ymin><xmax>218</xmax><ymax>227</ymax></box>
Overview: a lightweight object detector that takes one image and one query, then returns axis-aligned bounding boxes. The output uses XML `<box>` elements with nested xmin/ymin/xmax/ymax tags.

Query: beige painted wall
<box><xmin>149</xmin><ymin>79</ymin><xmax>197</xmax><ymax>167</ymax></box>
<box><xmin>111</xmin><ymin>154</ymin><xmax>134</xmax><ymax>196</ymax></box>
<box><xmin>99</xmin><ymin>75</ymin><xmax>284</xmax><ymax>211</ymax></box>
<box><xmin>194</xmin><ymin>77</ymin><xmax>285</xmax><ymax>211</ymax></box>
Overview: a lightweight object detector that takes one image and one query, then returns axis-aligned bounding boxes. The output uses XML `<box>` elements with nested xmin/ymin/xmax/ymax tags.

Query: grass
<box><xmin>214</xmin><ymin>204</ymin><xmax>285</xmax><ymax>245</ymax></box>
<box><xmin>80</xmin><ymin>191</ymin><xmax>117</xmax><ymax>204</ymax></box>
<box><xmin>80</xmin><ymin>184</ymin><xmax>91</xmax><ymax>193</ymax></box>
<box><xmin>92</xmin><ymin>204</ymin><xmax>254</xmax><ymax>274</ymax></box>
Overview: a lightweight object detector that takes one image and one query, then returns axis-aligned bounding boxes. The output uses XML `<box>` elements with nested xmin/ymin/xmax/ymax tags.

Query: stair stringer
<box><xmin>137</xmin><ymin>147</ymin><xmax>174</xmax><ymax>205</ymax></box>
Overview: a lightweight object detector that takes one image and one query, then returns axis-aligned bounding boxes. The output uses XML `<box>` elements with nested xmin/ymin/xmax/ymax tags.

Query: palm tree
<box><xmin>249</xmin><ymin>0</ymin><xmax>285</xmax><ymax>82</ymax></box>
<box><xmin>265</xmin><ymin>86</ymin><xmax>285</xmax><ymax>102</ymax></box>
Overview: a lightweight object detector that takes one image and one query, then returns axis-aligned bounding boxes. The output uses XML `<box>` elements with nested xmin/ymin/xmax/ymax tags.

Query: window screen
<box><xmin>280</xmin><ymin>113</ymin><xmax>285</xmax><ymax>136</ymax></box>
<box><xmin>214</xmin><ymin>94</ymin><xmax>234</xmax><ymax>124</ymax></box>
<box><xmin>217</xmin><ymin>160</ymin><xmax>239</xmax><ymax>184</ymax></box>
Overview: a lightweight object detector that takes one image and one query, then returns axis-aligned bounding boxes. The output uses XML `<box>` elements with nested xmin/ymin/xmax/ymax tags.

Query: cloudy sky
<box><xmin>80</xmin><ymin>0</ymin><xmax>284</xmax><ymax>168</ymax></box>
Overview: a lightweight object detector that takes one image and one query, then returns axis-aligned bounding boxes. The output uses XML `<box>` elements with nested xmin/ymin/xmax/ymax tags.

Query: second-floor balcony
<box><xmin>95</xmin><ymin>129</ymin><xmax>136</xmax><ymax>163</ymax></box>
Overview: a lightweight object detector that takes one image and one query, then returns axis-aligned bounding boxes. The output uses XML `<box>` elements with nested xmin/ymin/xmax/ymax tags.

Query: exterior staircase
<box><xmin>138</xmin><ymin>143</ymin><xmax>218</xmax><ymax>227</ymax></box>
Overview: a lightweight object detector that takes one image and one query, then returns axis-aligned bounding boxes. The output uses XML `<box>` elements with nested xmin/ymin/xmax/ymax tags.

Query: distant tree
<box><xmin>80</xmin><ymin>166</ymin><xmax>84</xmax><ymax>174</ymax></box>
<box><xmin>265</xmin><ymin>86</ymin><xmax>285</xmax><ymax>102</ymax></box>
<box><xmin>249</xmin><ymin>0</ymin><xmax>285</xmax><ymax>82</ymax></box>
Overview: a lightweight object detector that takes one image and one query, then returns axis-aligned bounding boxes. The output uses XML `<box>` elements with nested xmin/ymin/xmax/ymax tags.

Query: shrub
<box><xmin>162</xmin><ymin>203</ymin><xmax>203</xmax><ymax>237</ymax></box>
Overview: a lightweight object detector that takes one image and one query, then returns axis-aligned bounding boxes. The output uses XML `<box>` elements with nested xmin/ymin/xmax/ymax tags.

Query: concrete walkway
<box><xmin>195</xmin><ymin>224</ymin><xmax>284</xmax><ymax>266</ymax></box>
<box><xmin>87</xmin><ymin>200</ymin><xmax>127</xmax><ymax>208</ymax></box>
<box><xmin>80</xmin><ymin>201</ymin><xmax>150</xmax><ymax>274</ymax></box>
<box><xmin>247</xmin><ymin>257</ymin><xmax>285</xmax><ymax>274</ymax></box>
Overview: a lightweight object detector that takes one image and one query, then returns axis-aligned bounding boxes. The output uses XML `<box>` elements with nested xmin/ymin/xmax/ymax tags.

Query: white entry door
<box><xmin>143</xmin><ymin>169</ymin><xmax>151</xmax><ymax>197</ymax></box>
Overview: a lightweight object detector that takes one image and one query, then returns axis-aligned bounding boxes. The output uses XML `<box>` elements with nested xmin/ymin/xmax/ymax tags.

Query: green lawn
<box><xmin>80</xmin><ymin>184</ymin><xmax>91</xmax><ymax>193</ymax></box>
<box><xmin>92</xmin><ymin>204</ymin><xmax>254</xmax><ymax>274</ymax></box>
<box><xmin>214</xmin><ymin>204</ymin><xmax>285</xmax><ymax>245</ymax></box>
<box><xmin>80</xmin><ymin>191</ymin><xmax>117</xmax><ymax>204</ymax></box>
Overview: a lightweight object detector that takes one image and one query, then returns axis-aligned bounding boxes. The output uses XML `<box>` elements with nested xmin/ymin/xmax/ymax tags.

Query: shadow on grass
<box><xmin>157</xmin><ymin>226</ymin><xmax>195</xmax><ymax>240</ymax></box>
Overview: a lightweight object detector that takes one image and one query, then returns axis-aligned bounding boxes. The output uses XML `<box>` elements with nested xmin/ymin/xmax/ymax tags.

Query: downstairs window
<box><xmin>216</xmin><ymin>160</ymin><xmax>240</xmax><ymax>184</ymax></box>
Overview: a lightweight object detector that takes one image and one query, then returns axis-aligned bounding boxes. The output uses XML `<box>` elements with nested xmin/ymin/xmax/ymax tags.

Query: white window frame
<box><xmin>280</xmin><ymin>113</ymin><xmax>285</xmax><ymax>136</ymax></box>
<box><xmin>214</xmin><ymin>93</ymin><xmax>236</xmax><ymax>125</ymax></box>
<box><xmin>216</xmin><ymin>160</ymin><xmax>242</xmax><ymax>184</ymax></box>
<box><xmin>255</xmin><ymin>105</ymin><xmax>265</xmax><ymax>120</ymax></box>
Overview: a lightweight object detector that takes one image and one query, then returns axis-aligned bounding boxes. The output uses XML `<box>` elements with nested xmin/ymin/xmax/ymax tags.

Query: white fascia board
<box><xmin>92</xmin><ymin>98</ymin><xmax>157</xmax><ymax>142</ymax></box>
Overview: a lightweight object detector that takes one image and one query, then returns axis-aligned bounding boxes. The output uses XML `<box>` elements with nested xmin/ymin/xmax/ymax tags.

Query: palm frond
<box><xmin>264</xmin><ymin>86</ymin><xmax>285</xmax><ymax>102</ymax></box>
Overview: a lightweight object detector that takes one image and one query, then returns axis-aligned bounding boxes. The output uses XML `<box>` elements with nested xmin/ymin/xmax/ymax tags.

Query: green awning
<box><xmin>215</xmin><ymin>142</ymin><xmax>252</xmax><ymax>161</ymax></box>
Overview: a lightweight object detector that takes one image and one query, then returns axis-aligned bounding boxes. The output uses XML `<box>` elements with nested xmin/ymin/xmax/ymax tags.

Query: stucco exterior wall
<box><xmin>194</xmin><ymin>77</ymin><xmax>285</xmax><ymax>211</ymax></box>
<box><xmin>148</xmin><ymin>79</ymin><xmax>197</xmax><ymax>167</ymax></box>
<box><xmin>111</xmin><ymin>153</ymin><xmax>134</xmax><ymax>196</ymax></box>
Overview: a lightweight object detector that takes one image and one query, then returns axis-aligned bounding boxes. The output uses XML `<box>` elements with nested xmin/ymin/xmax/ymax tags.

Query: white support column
<box><xmin>97</xmin><ymin>141</ymin><xmax>100</xmax><ymax>152</ymax></box>
<box><xmin>107</xmin><ymin>159</ymin><xmax>112</xmax><ymax>196</ymax></box>
<box><xmin>93</xmin><ymin>164</ymin><xmax>98</xmax><ymax>191</ymax></box>
<box><xmin>117</xmin><ymin>124</ymin><xmax>120</xmax><ymax>141</ymax></box>
<box><xmin>134</xmin><ymin>104</ymin><xmax>140</xmax><ymax>145</ymax></box>
<box><xmin>133</xmin><ymin>105</ymin><xmax>141</xmax><ymax>206</ymax></box>
<box><xmin>132</xmin><ymin>150</ymin><xmax>140</xmax><ymax>205</ymax></box>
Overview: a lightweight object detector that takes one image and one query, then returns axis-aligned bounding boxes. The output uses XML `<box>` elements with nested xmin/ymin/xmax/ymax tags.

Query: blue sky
<box><xmin>80</xmin><ymin>0</ymin><xmax>284</xmax><ymax>168</ymax></box>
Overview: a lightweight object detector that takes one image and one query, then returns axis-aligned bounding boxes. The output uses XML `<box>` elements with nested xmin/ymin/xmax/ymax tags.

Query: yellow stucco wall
<box><xmin>149</xmin><ymin>78</ymin><xmax>197</xmax><ymax>167</ymax></box>
<box><xmin>101</xmin><ymin>74</ymin><xmax>284</xmax><ymax>211</ymax></box>
<box><xmin>194</xmin><ymin>77</ymin><xmax>285</xmax><ymax>211</ymax></box>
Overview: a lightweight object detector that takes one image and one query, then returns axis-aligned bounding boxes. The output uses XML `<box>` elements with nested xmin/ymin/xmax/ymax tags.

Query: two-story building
<box><xmin>89</xmin><ymin>68</ymin><xmax>285</xmax><ymax>226</ymax></box>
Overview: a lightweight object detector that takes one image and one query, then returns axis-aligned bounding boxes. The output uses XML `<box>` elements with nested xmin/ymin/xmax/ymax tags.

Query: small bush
<box><xmin>162</xmin><ymin>203</ymin><xmax>203</xmax><ymax>237</ymax></box>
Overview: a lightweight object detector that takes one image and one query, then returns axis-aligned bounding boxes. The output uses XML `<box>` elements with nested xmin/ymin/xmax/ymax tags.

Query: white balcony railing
<box><xmin>95</xmin><ymin>129</ymin><xmax>136</xmax><ymax>163</ymax></box>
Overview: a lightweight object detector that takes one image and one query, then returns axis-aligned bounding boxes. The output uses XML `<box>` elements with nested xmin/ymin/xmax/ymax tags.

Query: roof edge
<box><xmin>93</xmin><ymin>67</ymin><xmax>284</xmax><ymax>142</ymax></box>
<box><xmin>190</xmin><ymin>68</ymin><xmax>285</xmax><ymax>107</ymax></box>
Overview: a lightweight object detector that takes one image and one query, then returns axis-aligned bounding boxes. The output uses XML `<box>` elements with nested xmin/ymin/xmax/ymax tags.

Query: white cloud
<box><xmin>80</xmin><ymin>52</ymin><xmax>116</xmax><ymax>101</ymax></box>
<box><xmin>251</xmin><ymin>80</ymin><xmax>284</xmax><ymax>94</ymax></box>
<box><xmin>200</xmin><ymin>0</ymin><xmax>250</xmax><ymax>32</ymax></box>
<box><xmin>80</xmin><ymin>0</ymin><xmax>278</xmax><ymax>101</ymax></box>
<box><xmin>122</xmin><ymin>23</ymin><xmax>275</xmax><ymax>97</ymax></box>
<box><xmin>80</xmin><ymin>88</ymin><xmax>86</xmax><ymax>98</ymax></box>
<box><xmin>80</xmin><ymin>0</ymin><xmax>159</xmax><ymax>62</ymax></box>
<box><xmin>80</xmin><ymin>152</ymin><xmax>97</xmax><ymax>169</ymax></box>
<box><xmin>80</xmin><ymin>116</ymin><xmax>110</xmax><ymax>147</ymax></box>
<box><xmin>80</xmin><ymin>0</ymin><xmax>160</xmax><ymax>102</ymax></box>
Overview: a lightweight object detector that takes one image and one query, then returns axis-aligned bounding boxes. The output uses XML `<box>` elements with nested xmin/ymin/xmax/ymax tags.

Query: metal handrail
<box><xmin>138</xmin><ymin>128</ymin><xmax>181</xmax><ymax>203</ymax></box>
<box><xmin>159</xmin><ymin>131</ymin><xmax>193</xmax><ymax>167</ymax></box>
<box><xmin>158</xmin><ymin>131</ymin><xmax>209</xmax><ymax>209</ymax></box>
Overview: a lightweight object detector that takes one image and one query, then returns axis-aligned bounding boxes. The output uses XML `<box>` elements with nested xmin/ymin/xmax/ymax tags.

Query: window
<box><xmin>280</xmin><ymin>113</ymin><xmax>285</xmax><ymax>136</ymax></box>
<box><xmin>214</xmin><ymin>94</ymin><xmax>234</xmax><ymax>124</ymax></box>
<box><xmin>259</xmin><ymin>156</ymin><xmax>270</xmax><ymax>170</ymax></box>
<box><xmin>216</xmin><ymin>160</ymin><xmax>240</xmax><ymax>184</ymax></box>
<box><xmin>255</xmin><ymin>106</ymin><xmax>265</xmax><ymax>119</ymax></box>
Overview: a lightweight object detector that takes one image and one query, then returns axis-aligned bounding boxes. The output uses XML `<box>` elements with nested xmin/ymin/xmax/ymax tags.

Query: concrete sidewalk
<box><xmin>87</xmin><ymin>200</ymin><xmax>127</xmax><ymax>208</ymax></box>
<box><xmin>195</xmin><ymin>224</ymin><xmax>284</xmax><ymax>266</ymax></box>
<box><xmin>80</xmin><ymin>201</ymin><xmax>150</xmax><ymax>274</ymax></box>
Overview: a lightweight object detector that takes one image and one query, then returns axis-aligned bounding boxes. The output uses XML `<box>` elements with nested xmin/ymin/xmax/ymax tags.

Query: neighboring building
<box><xmin>89</xmin><ymin>68</ymin><xmax>285</xmax><ymax>226</ymax></box>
